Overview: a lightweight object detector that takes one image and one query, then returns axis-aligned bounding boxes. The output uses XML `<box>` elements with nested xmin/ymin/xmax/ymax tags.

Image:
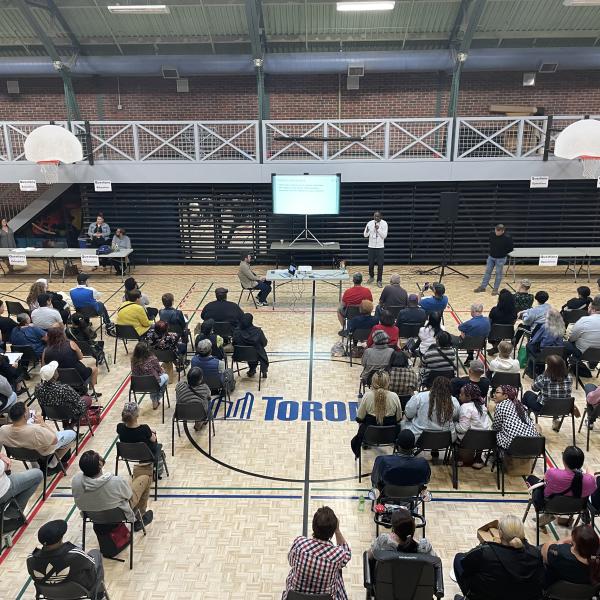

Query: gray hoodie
<box><xmin>71</xmin><ymin>471</ymin><xmax>135</xmax><ymax>522</ymax></box>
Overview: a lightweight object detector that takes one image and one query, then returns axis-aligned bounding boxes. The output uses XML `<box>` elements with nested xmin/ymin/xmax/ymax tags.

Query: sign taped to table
<box><xmin>539</xmin><ymin>254</ymin><xmax>559</xmax><ymax>266</ymax></box>
<box><xmin>8</xmin><ymin>254</ymin><xmax>27</xmax><ymax>266</ymax></box>
<box><xmin>81</xmin><ymin>254</ymin><xmax>100</xmax><ymax>267</ymax></box>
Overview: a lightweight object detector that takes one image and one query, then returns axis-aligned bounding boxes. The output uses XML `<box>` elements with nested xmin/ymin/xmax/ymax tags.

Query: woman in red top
<box><xmin>367</xmin><ymin>309</ymin><xmax>399</xmax><ymax>349</ymax></box>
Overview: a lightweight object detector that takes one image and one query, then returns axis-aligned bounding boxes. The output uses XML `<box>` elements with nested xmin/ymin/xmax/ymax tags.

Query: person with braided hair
<box><xmin>491</xmin><ymin>385</ymin><xmax>539</xmax><ymax>450</ymax></box>
<box><xmin>455</xmin><ymin>383</ymin><xmax>492</xmax><ymax>469</ymax></box>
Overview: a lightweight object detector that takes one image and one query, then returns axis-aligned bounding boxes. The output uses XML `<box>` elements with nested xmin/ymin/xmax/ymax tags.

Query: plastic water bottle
<box><xmin>358</xmin><ymin>495</ymin><xmax>365</xmax><ymax>511</ymax></box>
<box><xmin>105</xmin><ymin>352</ymin><xmax>112</xmax><ymax>364</ymax></box>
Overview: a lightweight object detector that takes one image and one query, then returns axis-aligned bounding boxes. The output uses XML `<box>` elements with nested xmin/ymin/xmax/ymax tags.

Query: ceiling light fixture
<box><xmin>336</xmin><ymin>1</ymin><xmax>395</xmax><ymax>11</ymax></box>
<box><xmin>563</xmin><ymin>0</ymin><xmax>600</xmax><ymax>5</ymax></box>
<box><xmin>107</xmin><ymin>4</ymin><xmax>170</xmax><ymax>14</ymax></box>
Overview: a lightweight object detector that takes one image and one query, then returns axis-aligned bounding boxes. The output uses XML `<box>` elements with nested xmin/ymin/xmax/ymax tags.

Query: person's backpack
<box><xmin>96</xmin><ymin>245</ymin><xmax>111</xmax><ymax>255</ymax></box>
<box><xmin>93</xmin><ymin>523</ymin><xmax>131</xmax><ymax>559</ymax></box>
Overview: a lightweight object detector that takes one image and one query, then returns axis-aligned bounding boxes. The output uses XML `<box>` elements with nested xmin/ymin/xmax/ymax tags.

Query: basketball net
<box><xmin>37</xmin><ymin>160</ymin><xmax>60</xmax><ymax>184</ymax></box>
<box><xmin>579</xmin><ymin>155</ymin><xmax>600</xmax><ymax>179</ymax></box>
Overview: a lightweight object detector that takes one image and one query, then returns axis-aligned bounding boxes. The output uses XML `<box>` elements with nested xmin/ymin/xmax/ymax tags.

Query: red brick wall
<box><xmin>0</xmin><ymin>70</ymin><xmax>598</xmax><ymax>121</ymax></box>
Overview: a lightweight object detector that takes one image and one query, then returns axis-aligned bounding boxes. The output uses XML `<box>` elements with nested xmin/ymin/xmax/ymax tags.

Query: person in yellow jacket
<box><xmin>116</xmin><ymin>289</ymin><xmax>151</xmax><ymax>336</ymax></box>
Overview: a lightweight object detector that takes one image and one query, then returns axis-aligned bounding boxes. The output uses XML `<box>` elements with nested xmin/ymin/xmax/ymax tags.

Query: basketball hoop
<box><xmin>37</xmin><ymin>160</ymin><xmax>60</xmax><ymax>184</ymax></box>
<box><xmin>579</xmin><ymin>155</ymin><xmax>600</xmax><ymax>180</ymax></box>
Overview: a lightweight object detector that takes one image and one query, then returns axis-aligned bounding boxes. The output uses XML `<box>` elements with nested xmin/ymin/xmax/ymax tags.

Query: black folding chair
<box><xmin>73</xmin><ymin>339</ymin><xmax>110</xmax><ymax>373</ymax></box>
<box><xmin>526</xmin><ymin>346</ymin><xmax>566</xmax><ymax>379</ymax></box>
<box><xmin>563</xmin><ymin>309</ymin><xmax>589</xmax><ymax>325</ymax></box>
<box><xmin>488</xmin><ymin>323</ymin><xmax>515</xmax><ymax>344</ymax></box>
<box><xmin>145</xmin><ymin>307</ymin><xmax>159</xmax><ymax>321</ymax></box>
<box><xmin>455</xmin><ymin>335</ymin><xmax>487</xmax><ymax>374</ymax></box>
<box><xmin>82</xmin><ymin>507</ymin><xmax>145</xmax><ymax>570</ymax></box>
<box><xmin>451</xmin><ymin>429</ymin><xmax>498</xmax><ymax>490</ymax></box>
<box><xmin>57</xmin><ymin>368</ymin><xmax>96</xmax><ymax>398</ymax></box>
<box><xmin>172</xmin><ymin>402</ymin><xmax>214</xmax><ymax>456</ymax></box>
<box><xmin>237</xmin><ymin>279</ymin><xmax>258</xmax><ymax>308</ymax></box>
<box><xmin>578</xmin><ymin>403</ymin><xmax>600</xmax><ymax>451</ymax></box>
<box><xmin>113</xmin><ymin>325</ymin><xmax>140</xmax><ymax>364</ymax></box>
<box><xmin>10</xmin><ymin>344</ymin><xmax>40</xmax><ymax>375</ymax></box>
<box><xmin>41</xmin><ymin>403</ymin><xmax>94</xmax><ymax>456</ymax></box>
<box><xmin>1</xmin><ymin>496</ymin><xmax>26</xmax><ymax>551</ymax></box>
<box><xmin>129</xmin><ymin>374</ymin><xmax>171</xmax><ymax>423</ymax></box>
<box><xmin>490</xmin><ymin>371</ymin><xmax>522</xmax><ymax>398</ymax></box>
<box><xmin>358</xmin><ymin>425</ymin><xmax>398</xmax><ymax>482</ymax></box>
<box><xmin>77</xmin><ymin>305</ymin><xmax>104</xmax><ymax>340</ymax></box>
<box><xmin>232</xmin><ymin>345</ymin><xmax>264</xmax><ymax>390</ymax></box>
<box><xmin>497</xmin><ymin>435</ymin><xmax>546</xmax><ymax>496</ymax></box>
<box><xmin>166</xmin><ymin>322</ymin><xmax>189</xmax><ymax>354</ymax></box>
<box><xmin>385</xmin><ymin>305</ymin><xmax>404</xmax><ymax>321</ymax></box>
<box><xmin>372</xmin><ymin>483</ymin><xmax>427</xmax><ymax>537</ymax></box>
<box><xmin>534</xmin><ymin>396</ymin><xmax>576</xmax><ymax>445</ymax></box>
<box><xmin>574</xmin><ymin>347</ymin><xmax>600</xmax><ymax>389</ymax></box>
<box><xmin>6</xmin><ymin>301</ymin><xmax>29</xmax><ymax>318</ymax></box>
<box><xmin>343</xmin><ymin>305</ymin><xmax>361</xmax><ymax>330</ymax></box>
<box><xmin>398</xmin><ymin>323</ymin><xmax>422</xmax><ymax>340</ymax></box>
<box><xmin>415</xmin><ymin>430</ymin><xmax>453</xmax><ymax>465</ymax></box>
<box><xmin>212</xmin><ymin>321</ymin><xmax>233</xmax><ymax>340</ymax></box>
<box><xmin>545</xmin><ymin>579</ymin><xmax>600</xmax><ymax>600</ymax></box>
<box><xmin>153</xmin><ymin>348</ymin><xmax>186</xmax><ymax>382</ymax></box>
<box><xmin>115</xmin><ymin>441</ymin><xmax>169</xmax><ymax>501</ymax></box>
<box><xmin>419</xmin><ymin>369</ymin><xmax>455</xmax><ymax>391</ymax></box>
<box><xmin>347</xmin><ymin>327</ymin><xmax>371</xmax><ymax>367</ymax></box>
<box><xmin>31</xmin><ymin>579</ymin><xmax>109</xmax><ymax>600</ymax></box>
<box><xmin>523</xmin><ymin>493</ymin><xmax>592</xmax><ymax>545</ymax></box>
<box><xmin>203</xmin><ymin>372</ymin><xmax>232</xmax><ymax>419</ymax></box>
<box><xmin>4</xmin><ymin>446</ymin><xmax>66</xmax><ymax>500</ymax></box>
<box><xmin>286</xmin><ymin>592</ymin><xmax>332</xmax><ymax>600</ymax></box>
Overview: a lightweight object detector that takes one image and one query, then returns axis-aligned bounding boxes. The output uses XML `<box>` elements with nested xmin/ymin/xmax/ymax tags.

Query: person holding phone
<box><xmin>363</xmin><ymin>211</ymin><xmax>388</xmax><ymax>288</ymax></box>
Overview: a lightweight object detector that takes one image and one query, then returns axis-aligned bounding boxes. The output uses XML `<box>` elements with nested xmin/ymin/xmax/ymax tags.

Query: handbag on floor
<box><xmin>93</xmin><ymin>523</ymin><xmax>131</xmax><ymax>559</ymax></box>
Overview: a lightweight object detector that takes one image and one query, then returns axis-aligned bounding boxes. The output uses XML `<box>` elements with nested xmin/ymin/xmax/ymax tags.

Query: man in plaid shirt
<box><xmin>283</xmin><ymin>507</ymin><xmax>351</xmax><ymax>600</ymax></box>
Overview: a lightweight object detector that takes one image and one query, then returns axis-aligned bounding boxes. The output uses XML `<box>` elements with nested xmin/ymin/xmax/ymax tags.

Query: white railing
<box><xmin>0</xmin><ymin>116</ymin><xmax>597</xmax><ymax>164</ymax></box>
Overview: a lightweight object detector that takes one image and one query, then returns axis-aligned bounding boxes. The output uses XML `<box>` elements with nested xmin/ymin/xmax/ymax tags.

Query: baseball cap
<box><xmin>215</xmin><ymin>287</ymin><xmax>228</xmax><ymax>295</ymax></box>
<box><xmin>38</xmin><ymin>520</ymin><xmax>68</xmax><ymax>545</ymax></box>
<box><xmin>408</xmin><ymin>293</ymin><xmax>419</xmax><ymax>304</ymax></box>
<box><xmin>397</xmin><ymin>429</ymin><xmax>416</xmax><ymax>451</ymax></box>
<box><xmin>39</xmin><ymin>361</ymin><xmax>59</xmax><ymax>382</ymax></box>
<box><xmin>469</xmin><ymin>359</ymin><xmax>485</xmax><ymax>374</ymax></box>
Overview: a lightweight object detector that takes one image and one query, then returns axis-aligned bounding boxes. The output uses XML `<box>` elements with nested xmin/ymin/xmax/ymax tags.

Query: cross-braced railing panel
<box><xmin>2</xmin><ymin>121</ymin><xmax>69</xmax><ymax>162</ymax></box>
<box><xmin>72</xmin><ymin>122</ymin><xmax>136</xmax><ymax>161</ymax></box>
<box><xmin>326</xmin><ymin>120</ymin><xmax>386</xmax><ymax>160</ymax></box>
<box><xmin>264</xmin><ymin>121</ymin><xmax>326</xmax><ymax>161</ymax></box>
<box><xmin>388</xmin><ymin>119</ymin><xmax>450</xmax><ymax>160</ymax></box>
<box><xmin>456</xmin><ymin>118</ymin><xmax>526</xmax><ymax>160</ymax></box>
<box><xmin>196</xmin><ymin>122</ymin><xmax>258</xmax><ymax>161</ymax></box>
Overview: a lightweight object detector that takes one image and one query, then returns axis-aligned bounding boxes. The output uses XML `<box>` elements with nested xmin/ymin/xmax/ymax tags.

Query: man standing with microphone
<box><xmin>364</xmin><ymin>210</ymin><xmax>388</xmax><ymax>288</ymax></box>
<box><xmin>474</xmin><ymin>223</ymin><xmax>514</xmax><ymax>295</ymax></box>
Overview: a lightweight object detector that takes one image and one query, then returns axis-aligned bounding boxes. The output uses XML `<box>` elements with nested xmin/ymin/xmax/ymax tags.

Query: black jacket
<box><xmin>460</xmin><ymin>541</ymin><xmax>544</xmax><ymax>600</ymax></box>
<box><xmin>233</xmin><ymin>325</ymin><xmax>269</xmax><ymax>365</ymax></box>
<box><xmin>200</xmin><ymin>300</ymin><xmax>244</xmax><ymax>327</ymax></box>
<box><xmin>396</xmin><ymin>307</ymin><xmax>426</xmax><ymax>328</ymax></box>
<box><xmin>489</xmin><ymin>233</ymin><xmax>514</xmax><ymax>259</ymax></box>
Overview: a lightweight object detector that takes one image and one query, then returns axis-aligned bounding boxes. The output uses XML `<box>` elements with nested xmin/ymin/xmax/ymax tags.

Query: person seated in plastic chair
<box><xmin>337</xmin><ymin>272</ymin><xmax>373</xmax><ymax>329</ymax></box>
<box><xmin>27</xmin><ymin>519</ymin><xmax>107</xmax><ymax>600</ymax></box>
<box><xmin>0</xmin><ymin>402</ymin><xmax>76</xmax><ymax>472</ymax></box>
<box><xmin>0</xmin><ymin>369</ymin><xmax>18</xmax><ymax>413</ymax></box>
<box><xmin>452</xmin><ymin>303</ymin><xmax>491</xmax><ymax>366</ymax></box>
<box><xmin>116</xmin><ymin>289</ymin><xmax>151</xmax><ymax>338</ymax></box>
<box><xmin>191</xmin><ymin>338</ymin><xmax>225</xmax><ymax>384</ymax></box>
<box><xmin>10</xmin><ymin>313</ymin><xmax>48</xmax><ymax>362</ymax></box>
<box><xmin>69</xmin><ymin>273</ymin><xmax>113</xmax><ymax>330</ymax></box>
<box><xmin>130</xmin><ymin>342</ymin><xmax>169</xmax><ymax>411</ymax></box>
<box><xmin>72</xmin><ymin>450</ymin><xmax>153</xmax><ymax>532</ymax></box>
<box><xmin>525</xmin><ymin>445</ymin><xmax>597</xmax><ymax>529</ymax></box>
<box><xmin>146</xmin><ymin>320</ymin><xmax>186</xmax><ymax>381</ymax></box>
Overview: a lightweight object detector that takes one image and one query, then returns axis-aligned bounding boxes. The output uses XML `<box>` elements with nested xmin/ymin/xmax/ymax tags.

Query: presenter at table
<box><xmin>474</xmin><ymin>223</ymin><xmax>514</xmax><ymax>296</ymax></box>
<box><xmin>363</xmin><ymin>210</ymin><xmax>388</xmax><ymax>288</ymax></box>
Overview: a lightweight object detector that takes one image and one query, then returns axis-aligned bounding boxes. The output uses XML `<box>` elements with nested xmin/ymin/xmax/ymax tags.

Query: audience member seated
<box><xmin>367</xmin><ymin>309</ymin><xmax>399</xmax><ymax>349</ymax></box>
<box><xmin>194</xmin><ymin>318</ymin><xmax>224</xmax><ymax>360</ymax></box>
<box><xmin>451</xmin><ymin>360</ymin><xmax>490</xmax><ymax>399</ymax></box>
<box><xmin>0</xmin><ymin>450</ymin><xmax>42</xmax><ymax>529</ymax></box>
<box><xmin>131</xmin><ymin>342</ymin><xmax>168</xmax><ymax>410</ymax></box>
<box><xmin>283</xmin><ymin>506</ymin><xmax>350</xmax><ymax>600</ymax></box>
<box><xmin>584</xmin><ymin>383</ymin><xmax>600</xmax><ymax>429</ymax></box>
<box><xmin>522</xmin><ymin>355</ymin><xmax>573</xmax><ymax>431</ymax></box>
<box><xmin>117</xmin><ymin>402</ymin><xmax>164</xmax><ymax>477</ymax></box>
<box><xmin>455</xmin><ymin>383</ymin><xmax>491</xmax><ymax>468</ymax></box>
<box><xmin>526</xmin><ymin>445</ymin><xmax>597</xmax><ymax>528</ymax></box>
<box><xmin>346</xmin><ymin>299</ymin><xmax>378</xmax><ymax>336</ymax></box>
<box><xmin>514</xmin><ymin>290</ymin><xmax>551</xmax><ymax>346</ymax></box>
<box><xmin>492</xmin><ymin>385</ymin><xmax>539</xmax><ymax>451</ymax></box>
<box><xmin>0</xmin><ymin>353</ymin><xmax>26</xmax><ymax>397</ymax></box>
<box><xmin>200</xmin><ymin>287</ymin><xmax>243</xmax><ymax>327</ymax></box>
<box><xmin>72</xmin><ymin>450</ymin><xmax>153</xmax><ymax>531</ymax></box>
<box><xmin>175</xmin><ymin>367</ymin><xmax>211</xmax><ymax>431</ymax></box>
<box><xmin>42</xmin><ymin>327</ymin><xmax>99</xmax><ymax>391</ymax></box>
<box><xmin>39</xmin><ymin>279</ymin><xmax>70</xmax><ymax>323</ymax></box>
<box><xmin>232</xmin><ymin>312</ymin><xmax>269</xmax><ymax>378</ymax></box>
<box><xmin>453</xmin><ymin>514</ymin><xmax>544</xmax><ymax>600</ymax></box>
<box><xmin>542</xmin><ymin>525</ymin><xmax>600</xmax><ymax>588</ymax></box>
<box><xmin>0</xmin><ymin>369</ymin><xmax>18</xmax><ymax>412</ymax></box>
<box><xmin>159</xmin><ymin>292</ymin><xmax>189</xmax><ymax>341</ymax></box>
<box><xmin>116</xmin><ymin>289</ymin><xmax>152</xmax><ymax>337</ymax></box>
<box><xmin>337</xmin><ymin>272</ymin><xmax>373</xmax><ymax>328</ymax></box>
<box><xmin>26</xmin><ymin>280</ymin><xmax>47</xmax><ymax>312</ymax></box>
<box><xmin>0</xmin><ymin>300</ymin><xmax>17</xmax><ymax>344</ymax></box>
<box><xmin>403</xmin><ymin>376</ymin><xmax>460</xmax><ymax>445</ymax></box>
<box><xmin>238</xmin><ymin>252</ymin><xmax>272</xmax><ymax>307</ymax></box>
<box><xmin>35</xmin><ymin>361</ymin><xmax>91</xmax><ymax>429</ymax></box>
<box><xmin>31</xmin><ymin>294</ymin><xmax>63</xmax><ymax>331</ymax></box>
<box><xmin>369</xmin><ymin>507</ymin><xmax>436</xmax><ymax>559</ymax></box>
<box><xmin>419</xmin><ymin>331</ymin><xmax>455</xmax><ymax>388</ymax></box>
<box><xmin>567</xmin><ymin>296</ymin><xmax>600</xmax><ymax>364</ymax></box>
<box><xmin>0</xmin><ymin>402</ymin><xmax>76</xmax><ymax>469</ymax></box>
<box><xmin>526</xmin><ymin>309</ymin><xmax>567</xmax><ymax>375</ymax></box>
<box><xmin>418</xmin><ymin>312</ymin><xmax>444</xmax><ymax>356</ymax></box>
<box><xmin>387</xmin><ymin>350</ymin><xmax>418</xmax><ymax>397</ymax></box>
<box><xmin>396</xmin><ymin>293</ymin><xmax>426</xmax><ymax>330</ymax></box>
<box><xmin>192</xmin><ymin>338</ymin><xmax>225</xmax><ymax>383</ymax></box>
<box><xmin>370</xmin><ymin>429</ymin><xmax>430</xmax><ymax>492</ymax></box>
<box><xmin>561</xmin><ymin>285</ymin><xmax>592</xmax><ymax>319</ymax></box>
<box><xmin>488</xmin><ymin>289</ymin><xmax>517</xmax><ymax>354</ymax></box>
<box><xmin>513</xmin><ymin>279</ymin><xmax>534</xmax><ymax>313</ymax></box>
<box><xmin>123</xmin><ymin>277</ymin><xmax>149</xmax><ymax>307</ymax></box>
<box><xmin>419</xmin><ymin>282</ymin><xmax>448</xmax><ymax>316</ymax></box>
<box><xmin>69</xmin><ymin>273</ymin><xmax>113</xmax><ymax>330</ymax></box>
<box><xmin>27</xmin><ymin>519</ymin><xmax>106</xmax><ymax>597</ymax></box>
<box><xmin>361</xmin><ymin>330</ymin><xmax>394</xmax><ymax>383</ymax></box>
<box><xmin>10</xmin><ymin>313</ymin><xmax>47</xmax><ymax>360</ymax></box>
<box><xmin>350</xmin><ymin>371</ymin><xmax>402</xmax><ymax>458</ymax></box>
<box><xmin>376</xmin><ymin>273</ymin><xmax>407</xmax><ymax>319</ymax></box>
<box><xmin>488</xmin><ymin>341</ymin><xmax>520</xmax><ymax>374</ymax></box>
<box><xmin>67</xmin><ymin>312</ymin><xmax>105</xmax><ymax>362</ymax></box>
<box><xmin>146</xmin><ymin>320</ymin><xmax>185</xmax><ymax>380</ymax></box>
<box><xmin>455</xmin><ymin>303</ymin><xmax>491</xmax><ymax>364</ymax></box>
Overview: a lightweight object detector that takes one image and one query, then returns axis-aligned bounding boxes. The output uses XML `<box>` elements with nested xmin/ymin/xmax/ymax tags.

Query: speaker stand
<box><xmin>289</xmin><ymin>214</ymin><xmax>324</xmax><ymax>247</ymax></box>
<box><xmin>418</xmin><ymin>220</ymin><xmax>469</xmax><ymax>283</ymax></box>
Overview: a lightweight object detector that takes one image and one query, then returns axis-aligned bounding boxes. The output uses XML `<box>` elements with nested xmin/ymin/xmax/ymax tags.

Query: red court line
<box><xmin>0</xmin><ymin>375</ymin><xmax>131</xmax><ymax>565</ymax></box>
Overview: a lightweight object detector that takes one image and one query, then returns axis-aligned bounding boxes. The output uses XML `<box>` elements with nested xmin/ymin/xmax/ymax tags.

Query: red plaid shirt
<box><xmin>283</xmin><ymin>536</ymin><xmax>351</xmax><ymax>600</ymax></box>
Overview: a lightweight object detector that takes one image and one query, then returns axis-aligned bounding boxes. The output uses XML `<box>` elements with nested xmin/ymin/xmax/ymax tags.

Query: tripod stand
<box><xmin>418</xmin><ymin>219</ymin><xmax>469</xmax><ymax>283</ymax></box>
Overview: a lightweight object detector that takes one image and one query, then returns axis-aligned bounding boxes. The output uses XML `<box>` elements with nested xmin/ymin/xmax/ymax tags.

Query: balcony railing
<box><xmin>0</xmin><ymin>116</ymin><xmax>597</xmax><ymax>164</ymax></box>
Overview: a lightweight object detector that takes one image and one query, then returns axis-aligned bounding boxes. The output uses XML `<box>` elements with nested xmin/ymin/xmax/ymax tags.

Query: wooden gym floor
<box><xmin>1</xmin><ymin>261</ymin><xmax>598</xmax><ymax>600</ymax></box>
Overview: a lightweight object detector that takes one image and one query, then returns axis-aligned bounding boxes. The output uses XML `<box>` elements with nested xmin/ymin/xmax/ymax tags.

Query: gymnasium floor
<box><xmin>0</xmin><ymin>262</ymin><xmax>597</xmax><ymax>600</ymax></box>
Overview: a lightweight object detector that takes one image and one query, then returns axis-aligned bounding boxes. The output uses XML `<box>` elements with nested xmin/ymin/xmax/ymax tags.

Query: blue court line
<box><xmin>311</xmin><ymin>495</ymin><xmax>529</xmax><ymax>504</ymax></box>
<box><xmin>51</xmin><ymin>493</ymin><xmax>302</xmax><ymax>500</ymax></box>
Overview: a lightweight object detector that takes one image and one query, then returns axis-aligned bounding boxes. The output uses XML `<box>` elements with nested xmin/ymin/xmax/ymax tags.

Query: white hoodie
<box><xmin>488</xmin><ymin>355</ymin><xmax>520</xmax><ymax>374</ymax></box>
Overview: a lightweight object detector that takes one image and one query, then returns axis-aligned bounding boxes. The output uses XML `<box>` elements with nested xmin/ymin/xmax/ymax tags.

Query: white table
<box><xmin>55</xmin><ymin>248</ymin><xmax>134</xmax><ymax>282</ymax></box>
<box><xmin>3</xmin><ymin>352</ymin><xmax>22</xmax><ymax>366</ymax></box>
<box><xmin>0</xmin><ymin>247</ymin><xmax>61</xmax><ymax>280</ymax></box>
<box><xmin>266</xmin><ymin>269</ymin><xmax>350</xmax><ymax>309</ymax></box>
<box><xmin>508</xmin><ymin>247</ymin><xmax>586</xmax><ymax>282</ymax></box>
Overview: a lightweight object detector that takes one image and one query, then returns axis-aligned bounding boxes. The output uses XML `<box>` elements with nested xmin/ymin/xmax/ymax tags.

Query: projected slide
<box><xmin>273</xmin><ymin>175</ymin><xmax>340</xmax><ymax>215</ymax></box>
